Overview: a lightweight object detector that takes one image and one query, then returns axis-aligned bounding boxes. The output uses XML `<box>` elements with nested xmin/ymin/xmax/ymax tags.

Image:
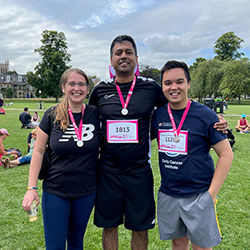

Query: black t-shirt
<box><xmin>19</xmin><ymin>112</ymin><xmax>31</xmax><ymax>125</ymax></box>
<box><xmin>39</xmin><ymin>104</ymin><xmax>100</xmax><ymax>198</ymax></box>
<box><xmin>89</xmin><ymin>76</ymin><xmax>168</xmax><ymax>174</ymax></box>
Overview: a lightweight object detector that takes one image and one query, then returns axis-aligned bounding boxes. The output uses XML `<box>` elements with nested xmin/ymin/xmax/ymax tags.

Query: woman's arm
<box><xmin>246</xmin><ymin>119</ymin><xmax>250</xmax><ymax>127</ymax></box>
<box><xmin>0</xmin><ymin>141</ymin><xmax>17</xmax><ymax>155</ymax></box>
<box><xmin>208</xmin><ymin>139</ymin><xmax>234</xmax><ymax>203</ymax></box>
<box><xmin>0</xmin><ymin>140</ymin><xmax>6</xmax><ymax>155</ymax></box>
<box><xmin>22</xmin><ymin>127</ymin><xmax>48</xmax><ymax>212</ymax></box>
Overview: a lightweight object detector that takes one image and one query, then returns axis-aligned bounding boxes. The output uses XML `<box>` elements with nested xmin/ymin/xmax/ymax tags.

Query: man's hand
<box><xmin>214</xmin><ymin>114</ymin><xmax>228</xmax><ymax>134</ymax></box>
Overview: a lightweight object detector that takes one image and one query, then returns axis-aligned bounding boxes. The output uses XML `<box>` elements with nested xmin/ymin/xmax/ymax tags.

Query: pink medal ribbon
<box><xmin>68</xmin><ymin>105</ymin><xmax>85</xmax><ymax>147</ymax></box>
<box><xmin>115</xmin><ymin>76</ymin><xmax>136</xmax><ymax>115</ymax></box>
<box><xmin>167</xmin><ymin>100</ymin><xmax>191</xmax><ymax>142</ymax></box>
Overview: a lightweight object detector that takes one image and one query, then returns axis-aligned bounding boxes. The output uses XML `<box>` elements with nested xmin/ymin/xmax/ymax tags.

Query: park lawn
<box><xmin>0</xmin><ymin>103</ymin><xmax>250</xmax><ymax>249</ymax></box>
<box><xmin>2</xmin><ymin>98</ymin><xmax>88</xmax><ymax>110</ymax></box>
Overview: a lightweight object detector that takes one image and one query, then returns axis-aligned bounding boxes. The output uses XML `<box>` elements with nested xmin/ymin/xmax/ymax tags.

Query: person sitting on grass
<box><xmin>31</xmin><ymin>111</ymin><xmax>40</xmax><ymax>126</ymax></box>
<box><xmin>0</xmin><ymin>107</ymin><xmax>5</xmax><ymax>114</ymax></box>
<box><xmin>19</xmin><ymin>107</ymin><xmax>36</xmax><ymax>129</ymax></box>
<box><xmin>235</xmin><ymin>114</ymin><xmax>249</xmax><ymax>133</ymax></box>
<box><xmin>0</xmin><ymin>129</ymin><xmax>37</xmax><ymax>169</ymax></box>
<box><xmin>0</xmin><ymin>128</ymin><xmax>19</xmax><ymax>166</ymax></box>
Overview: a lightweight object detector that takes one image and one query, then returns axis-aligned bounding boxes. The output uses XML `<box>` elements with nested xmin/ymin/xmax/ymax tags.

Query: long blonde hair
<box><xmin>51</xmin><ymin>68</ymin><xmax>89</xmax><ymax>131</ymax></box>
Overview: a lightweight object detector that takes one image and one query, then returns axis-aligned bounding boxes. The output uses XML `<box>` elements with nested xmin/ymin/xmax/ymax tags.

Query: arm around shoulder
<box><xmin>214</xmin><ymin>115</ymin><xmax>228</xmax><ymax>133</ymax></box>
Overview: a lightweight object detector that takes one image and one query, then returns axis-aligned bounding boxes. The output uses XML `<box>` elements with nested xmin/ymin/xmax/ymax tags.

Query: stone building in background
<box><xmin>0</xmin><ymin>60</ymin><xmax>36</xmax><ymax>98</ymax></box>
<box><xmin>0</xmin><ymin>60</ymin><xmax>9</xmax><ymax>73</ymax></box>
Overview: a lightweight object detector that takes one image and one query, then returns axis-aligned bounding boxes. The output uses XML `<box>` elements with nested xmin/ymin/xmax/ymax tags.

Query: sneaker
<box><xmin>239</xmin><ymin>131</ymin><xmax>244</xmax><ymax>134</ymax></box>
<box><xmin>244</xmin><ymin>131</ymin><xmax>249</xmax><ymax>133</ymax></box>
<box><xmin>4</xmin><ymin>157</ymin><xmax>10</xmax><ymax>169</ymax></box>
<box><xmin>0</xmin><ymin>158</ymin><xmax>5</xmax><ymax>167</ymax></box>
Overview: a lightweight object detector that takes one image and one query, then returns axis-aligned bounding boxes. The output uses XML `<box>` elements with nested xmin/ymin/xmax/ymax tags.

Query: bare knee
<box><xmin>103</xmin><ymin>227</ymin><xmax>118</xmax><ymax>235</ymax></box>
<box><xmin>172</xmin><ymin>236</ymin><xmax>189</xmax><ymax>250</ymax></box>
<box><xmin>132</xmin><ymin>230</ymin><xmax>148</xmax><ymax>238</ymax></box>
<box><xmin>191</xmin><ymin>242</ymin><xmax>212</xmax><ymax>250</ymax></box>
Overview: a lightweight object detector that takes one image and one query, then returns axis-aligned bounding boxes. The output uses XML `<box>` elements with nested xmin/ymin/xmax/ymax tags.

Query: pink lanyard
<box><xmin>115</xmin><ymin>76</ymin><xmax>136</xmax><ymax>115</ymax></box>
<box><xmin>68</xmin><ymin>105</ymin><xmax>84</xmax><ymax>146</ymax></box>
<box><xmin>167</xmin><ymin>100</ymin><xmax>191</xmax><ymax>137</ymax></box>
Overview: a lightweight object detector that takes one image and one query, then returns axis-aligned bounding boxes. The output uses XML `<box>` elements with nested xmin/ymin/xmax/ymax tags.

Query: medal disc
<box><xmin>173</xmin><ymin>136</ymin><xmax>180</xmax><ymax>143</ymax></box>
<box><xmin>77</xmin><ymin>141</ymin><xmax>84</xmax><ymax>147</ymax></box>
<box><xmin>121</xmin><ymin>108</ymin><xmax>128</xmax><ymax>115</ymax></box>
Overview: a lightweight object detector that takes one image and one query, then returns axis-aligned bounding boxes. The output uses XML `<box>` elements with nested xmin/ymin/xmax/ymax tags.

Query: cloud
<box><xmin>72</xmin><ymin>0</ymin><xmax>138</xmax><ymax>29</ymax></box>
<box><xmin>1</xmin><ymin>0</ymin><xmax>250</xmax><ymax>81</ymax></box>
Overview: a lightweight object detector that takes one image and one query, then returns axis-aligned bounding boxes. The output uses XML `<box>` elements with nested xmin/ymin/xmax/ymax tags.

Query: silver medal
<box><xmin>77</xmin><ymin>141</ymin><xmax>84</xmax><ymax>147</ymax></box>
<box><xmin>173</xmin><ymin>136</ymin><xmax>180</xmax><ymax>143</ymax></box>
<box><xmin>121</xmin><ymin>108</ymin><xmax>128</xmax><ymax>115</ymax></box>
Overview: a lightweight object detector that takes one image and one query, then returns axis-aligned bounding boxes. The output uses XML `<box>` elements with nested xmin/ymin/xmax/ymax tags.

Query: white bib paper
<box><xmin>107</xmin><ymin>120</ymin><xmax>138</xmax><ymax>143</ymax></box>
<box><xmin>158</xmin><ymin>129</ymin><xmax>188</xmax><ymax>154</ymax></box>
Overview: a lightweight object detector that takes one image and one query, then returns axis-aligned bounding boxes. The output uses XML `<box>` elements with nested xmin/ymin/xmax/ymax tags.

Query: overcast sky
<box><xmin>1</xmin><ymin>0</ymin><xmax>250</xmax><ymax>80</ymax></box>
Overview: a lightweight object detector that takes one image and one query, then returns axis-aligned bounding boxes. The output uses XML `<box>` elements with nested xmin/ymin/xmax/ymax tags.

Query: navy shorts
<box><xmin>94</xmin><ymin>167</ymin><xmax>155</xmax><ymax>231</ymax></box>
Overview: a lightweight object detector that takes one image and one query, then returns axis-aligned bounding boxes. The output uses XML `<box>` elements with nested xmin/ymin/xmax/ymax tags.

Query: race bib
<box><xmin>107</xmin><ymin>120</ymin><xmax>138</xmax><ymax>143</ymax></box>
<box><xmin>158</xmin><ymin>129</ymin><xmax>188</xmax><ymax>154</ymax></box>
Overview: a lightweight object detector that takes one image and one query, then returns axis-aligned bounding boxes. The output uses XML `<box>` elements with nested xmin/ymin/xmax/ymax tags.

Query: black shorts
<box><xmin>94</xmin><ymin>167</ymin><xmax>155</xmax><ymax>231</ymax></box>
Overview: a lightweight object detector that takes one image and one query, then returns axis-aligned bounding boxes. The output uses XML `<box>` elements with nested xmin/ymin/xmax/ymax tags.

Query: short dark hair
<box><xmin>24</xmin><ymin>107</ymin><xmax>28</xmax><ymax>111</ymax></box>
<box><xmin>161</xmin><ymin>60</ymin><xmax>191</xmax><ymax>84</ymax></box>
<box><xmin>110</xmin><ymin>35</ymin><xmax>137</xmax><ymax>58</ymax></box>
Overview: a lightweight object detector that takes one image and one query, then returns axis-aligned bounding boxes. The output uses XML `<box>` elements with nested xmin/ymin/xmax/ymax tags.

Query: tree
<box><xmin>214</xmin><ymin>31</ymin><xmax>245</xmax><ymax>61</ymax></box>
<box><xmin>2</xmin><ymin>87</ymin><xmax>14</xmax><ymax>98</ymax></box>
<box><xmin>27</xmin><ymin>30</ymin><xmax>71</xmax><ymax>102</ymax></box>
<box><xmin>3</xmin><ymin>71</ymin><xmax>14</xmax><ymax>74</ymax></box>
<box><xmin>189</xmin><ymin>59</ymin><xmax>224</xmax><ymax>100</ymax></box>
<box><xmin>189</xmin><ymin>57</ymin><xmax>207</xmax><ymax>71</ymax></box>
<box><xmin>139</xmin><ymin>63</ymin><xmax>161</xmax><ymax>83</ymax></box>
<box><xmin>220</xmin><ymin>58</ymin><xmax>250</xmax><ymax>103</ymax></box>
<box><xmin>204</xmin><ymin>59</ymin><xmax>225</xmax><ymax>97</ymax></box>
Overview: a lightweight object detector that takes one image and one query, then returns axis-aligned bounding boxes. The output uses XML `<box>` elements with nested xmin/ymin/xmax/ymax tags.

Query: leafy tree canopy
<box><xmin>3</xmin><ymin>87</ymin><xmax>14</xmax><ymax>98</ymax></box>
<box><xmin>139</xmin><ymin>63</ymin><xmax>161</xmax><ymax>83</ymax></box>
<box><xmin>189</xmin><ymin>59</ymin><xmax>225</xmax><ymax>100</ymax></box>
<box><xmin>27</xmin><ymin>30</ymin><xmax>71</xmax><ymax>102</ymax></box>
<box><xmin>189</xmin><ymin>57</ymin><xmax>207</xmax><ymax>71</ymax></box>
<box><xmin>214</xmin><ymin>31</ymin><xmax>245</xmax><ymax>61</ymax></box>
<box><xmin>220</xmin><ymin>58</ymin><xmax>250</xmax><ymax>103</ymax></box>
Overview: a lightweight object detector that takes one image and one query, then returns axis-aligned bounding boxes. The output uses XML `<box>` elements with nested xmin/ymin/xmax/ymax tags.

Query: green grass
<box><xmin>2</xmin><ymin>98</ymin><xmax>89</xmax><ymax>110</ymax></box>
<box><xmin>0</xmin><ymin>102</ymin><xmax>250</xmax><ymax>249</ymax></box>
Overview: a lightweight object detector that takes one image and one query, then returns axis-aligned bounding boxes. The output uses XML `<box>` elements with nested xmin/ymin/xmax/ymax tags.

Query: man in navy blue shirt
<box><xmin>151</xmin><ymin>60</ymin><xmax>233</xmax><ymax>250</ymax></box>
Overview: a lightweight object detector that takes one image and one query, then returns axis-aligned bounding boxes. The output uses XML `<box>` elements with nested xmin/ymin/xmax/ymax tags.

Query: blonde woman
<box><xmin>22</xmin><ymin>68</ymin><xmax>100</xmax><ymax>250</ymax></box>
